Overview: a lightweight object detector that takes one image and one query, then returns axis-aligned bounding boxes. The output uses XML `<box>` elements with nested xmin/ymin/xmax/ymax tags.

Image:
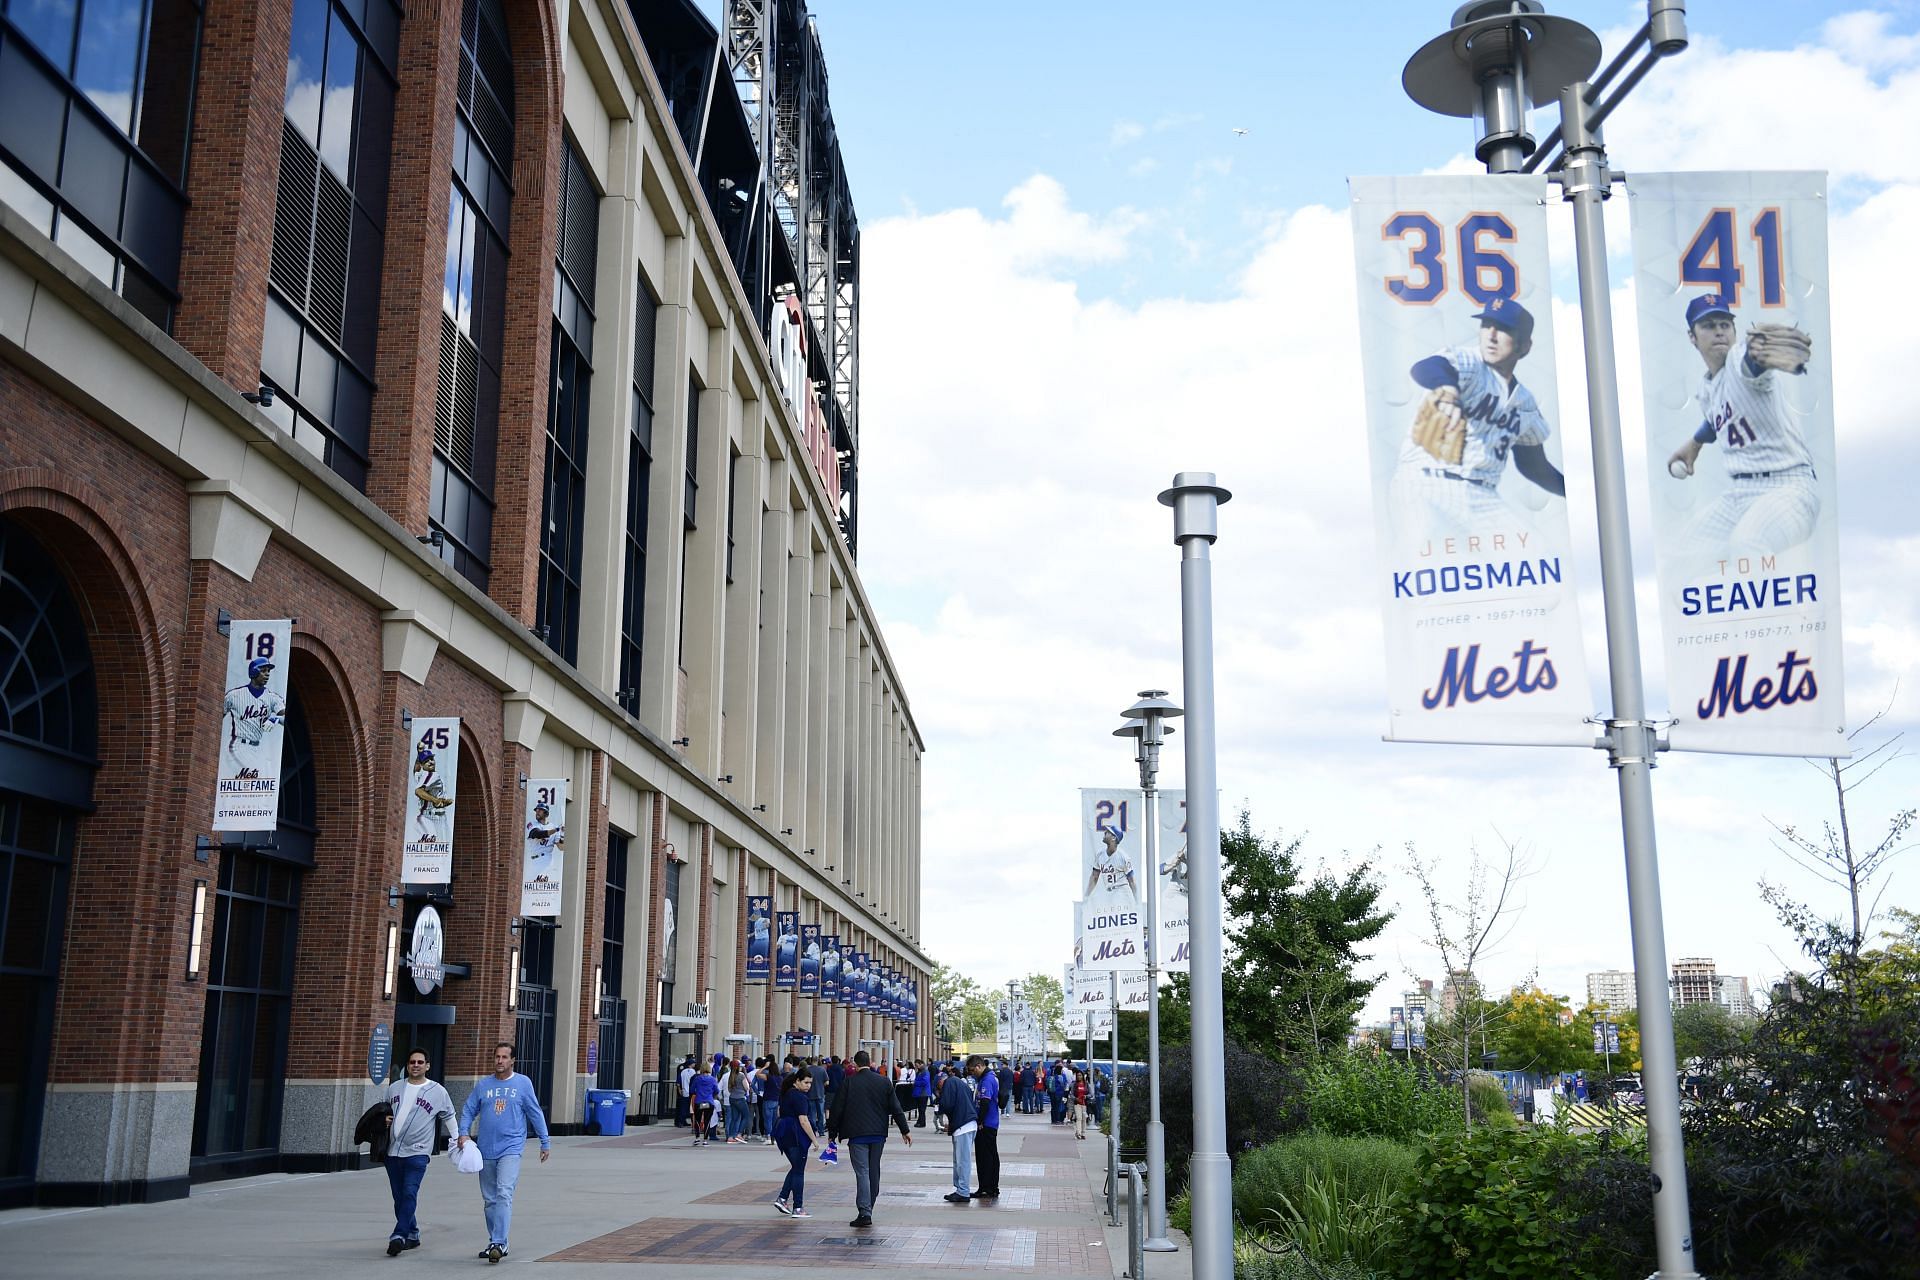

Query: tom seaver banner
<box><xmin>1078</xmin><ymin>789</ymin><xmax>1146</xmax><ymax>971</ymax></box>
<box><xmin>1349</xmin><ymin>174</ymin><xmax>1594</xmax><ymax>746</ymax></box>
<box><xmin>1627</xmin><ymin>171</ymin><xmax>1846</xmax><ymax>756</ymax></box>
<box><xmin>403</xmin><ymin>717</ymin><xmax>460</xmax><ymax>882</ymax></box>
<box><xmin>214</xmin><ymin>619</ymin><xmax>292</xmax><ymax>831</ymax></box>
<box><xmin>519</xmin><ymin>779</ymin><xmax>566</xmax><ymax>915</ymax></box>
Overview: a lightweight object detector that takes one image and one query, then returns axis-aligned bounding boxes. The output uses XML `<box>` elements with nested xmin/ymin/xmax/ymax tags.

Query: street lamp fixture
<box><xmin>1115</xmin><ymin>690</ymin><xmax>1181</xmax><ymax>1252</ymax></box>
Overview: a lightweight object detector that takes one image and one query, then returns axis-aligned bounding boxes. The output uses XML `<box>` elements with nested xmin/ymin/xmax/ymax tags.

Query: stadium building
<box><xmin>0</xmin><ymin>0</ymin><xmax>927</xmax><ymax>1207</ymax></box>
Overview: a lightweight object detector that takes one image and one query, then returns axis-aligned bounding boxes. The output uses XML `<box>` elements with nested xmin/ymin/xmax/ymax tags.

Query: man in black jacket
<box><xmin>824</xmin><ymin>1050</ymin><xmax>912</xmax><ymax>1227</ymax></box>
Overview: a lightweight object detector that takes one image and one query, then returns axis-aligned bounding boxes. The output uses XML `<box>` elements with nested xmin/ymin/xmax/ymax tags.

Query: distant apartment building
<box><xmin>1713</xmin><ymin>974</ymin><xmax>1755</xmax><ymax>1019</ymax></box>
<box><xmin>1438</xmin><ymin>968</ymin><xmax>1482</xmax><ymax>1018</ymax></box>
<box><xmin>1403</xmin><ymin>978</ymin><xmax>1435</xmax><ymax>1015</ymax></box>
<box><xmin>1586</xmin><ymin>969</ymin><xmax>1638</xmax><ymax>1012</ymax></box>
<box><xmin>1670</xmin><ymin>957</ymin><xmax>1754</xmax><ymax>1016</ymax></box>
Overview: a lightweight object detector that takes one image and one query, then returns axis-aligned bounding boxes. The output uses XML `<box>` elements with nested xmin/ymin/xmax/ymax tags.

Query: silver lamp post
<box><xmin>1402</xmin><ymin>5</ymin><xmax>1698</xmax><ymax>1278</ymax></box>
<box><xmin>1158</xmin><ymin>472</ymin><xmax>1231</xmax><ymax>1279</ymax></box>
<box><xmin>1116</xmin><ymin>692</ymin><xmax>1181</xmax><ymax>1252</ymax></box>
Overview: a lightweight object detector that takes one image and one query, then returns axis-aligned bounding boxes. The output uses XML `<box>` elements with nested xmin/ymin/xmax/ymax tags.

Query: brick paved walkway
<box><xmin>546</xmin><ymin>1217</ymin><xmax>1105</xmax><ymax>1272</ymax></box>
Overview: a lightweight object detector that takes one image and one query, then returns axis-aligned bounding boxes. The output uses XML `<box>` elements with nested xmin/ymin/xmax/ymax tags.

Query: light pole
<box><xmin>1158</xmin><ymin>471</ymin><xmax>1231</xmax><ymax>1280</ymax></box>
<box><xmin>1401</xmin><ymin>4</ymin><xmax>1697</xmax><ymax>1277</ymax></box>
<box><xmin>1116</xmin><ymin>692</ymin><xmax>1181</xmax><ymax>1252</ymax></box>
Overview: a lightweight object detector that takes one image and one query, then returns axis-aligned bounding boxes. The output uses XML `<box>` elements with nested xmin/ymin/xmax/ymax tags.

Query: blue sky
<box><xmin>702</xmin><ymin>2</ymin><xmax>1920</xmax><ymax>1021</ymax></box>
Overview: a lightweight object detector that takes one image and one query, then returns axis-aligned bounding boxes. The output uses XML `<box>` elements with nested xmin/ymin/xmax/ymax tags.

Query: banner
<box><xmin>519</xmin><ymin>779</ymin><xmax>566</xmax><ymax>915</ymax></box>
<box><xmin>775</xmin><ymin>911</ymin><xmax>800</xmax><ymax>989</ymax></box>
<box><xmin>850</xmin><ymin>951</ymin><xmax>869</xmax><ymax>1010</ymax></box>
<box><xmin>798</xmin><ymin>923</ymin><xmax>821</xmax><ymax>995</ymax></box>
<box><xmin>1117</xmin><ymin>969</ymin><xmax>1151</xmax><ymax>1011</ymax></box>
<box><xmin>1410</xmin><ymin>1006</ymin><xmax>1427</xmax><ymax>1051</ymax></box>
<box><xmin>402</xmin><ymin>717</ymin><xmax>460</xmax><ymax>882</ymax></box>
<box><xmin>1390</xmin><ymin>1006</ymin><xmax>1407</xmax><ymax>1050</ymax></box>
<box><xmin>1078</xmin><ymin>789</ymin><xmax>1146</xmax><ymax>970</ymax></box>
<box><xmin>1067</xmin><ymin>963</ymin><xmax>1110</xmax><ymax>1013</ymax></box>
<box><xmin>1157</xmin><ymin>789</ymin><xmax>1190</xmax><ymax>971</ymax></box>
<box><xmin>745</xmin><ymin>897</ymin><xmax>772</xmax><ymax>983</ymax></box>
<box><xmin>821</xmin><ymin>934</ymin><xmax>841</xmax><ymax>1003</ymax></box>
<box><xmin>1349</xmin><ymin>174</ymin><xmax>1595</xmax><ymax>746</ymax></box>
<box><xmin>1627</xmin><ymin>171</ymin><xmax>1846</xmax><ymax>756</ymax></box>
<box><xmin>214</xmin><ymin>619</ymin><xmax>292</xmax><ymax>831</ymax></box>
<box><xmin>996</xmin><ymin>999</ymin><xmax>1011</xmax><ymax>1052</ymax></box>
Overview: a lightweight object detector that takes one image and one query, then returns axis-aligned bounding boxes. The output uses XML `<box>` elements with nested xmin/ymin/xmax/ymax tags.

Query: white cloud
<box><xmin>857</xmin><ymin>14</ymin><xmax>1920</xmax><ymax>1012</ymax></box>
<box><xmin>1110</xmin><ymin>120</ymin><xmax>1146</xmax><ymax>148</ymax></box>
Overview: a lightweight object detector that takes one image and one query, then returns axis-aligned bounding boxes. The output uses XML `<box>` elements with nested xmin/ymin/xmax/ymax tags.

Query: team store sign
<box><xmin>214</xmin><ymin>619</ymin><xmax>292</xmax><ymax>831</ymax></box>
<box><xmin>1628</xmin><ymin>172</ymin><xmax>1845</xmax><ymax>757</ymax></box>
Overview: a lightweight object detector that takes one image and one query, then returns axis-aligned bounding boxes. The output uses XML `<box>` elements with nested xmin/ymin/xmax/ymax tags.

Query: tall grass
<box><xmin>1263</xmin><ymin>1165</ymin><xmax>1400</xmax><ymax>1270</ymax></box>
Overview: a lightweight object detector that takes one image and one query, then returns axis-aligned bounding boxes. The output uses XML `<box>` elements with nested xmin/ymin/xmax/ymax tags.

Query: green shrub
<box><xmin>1302</xmin><ymin>1049</ymin><xmax>1464</xmax><ymax>1142</ymax></box>
<box><xmin>1233</xmin><ymin>1131</ymin><xmax>1418</xmax><ymax>1225</ymax></box>
<box><xmin>1117</xmin><ymin>1038</ymin><xmax>1307</xmax><ymax>1194</ymax></box>
<box><xmin>1388</xmin><ymin>1124</ymin><xmax>1611</xmax><ymax>1280</ymax></box>
<box><xmin>1234</xmin><ymin>1232</ymin><xmax>1391</xmax><ymax>1280</ymax></box>
<box><xmin>1170</xmin><ymin>1187</ymin><xmax>1191</xmax><ymax>1236</ymax></box>
<box><xmin>1465</xmin><ymin>1071</ymin><xmax>1518</xmax><ymax>1130</ymax></box>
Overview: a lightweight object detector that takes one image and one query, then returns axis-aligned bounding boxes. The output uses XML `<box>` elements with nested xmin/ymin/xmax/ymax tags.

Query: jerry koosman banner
<box><xmin>519</xmin><ymin>778</ymin><xmax>566</xmax><ymax>916</ymax></box>
<box><xmin>214</xmin><ymin>619</ymin><xmax>292</xmax><ymax>831</ymax></box>
<box><xmin>1628</xmin><ymin>172</ymin><xmax>1845</xmax><ymax>756</ymax></box>
<box><xmin>1078</xmin><ymin>789</ymin><xmax>1146</xmax><ymax>971</ymax></box>
<box><xmin>1157</xmin><ymin>789</ymin><xmax>1190</xmax><ymax>971</ymax></box>
<box><xmin>1349</xmin><ymin>174</ymin><xmax>1594</xmax><ymax>746</ymax></box>
<box><xmin>403</xmin><ymin>717</ymin><xmax>460</xmax><ymax>882</ymax></box>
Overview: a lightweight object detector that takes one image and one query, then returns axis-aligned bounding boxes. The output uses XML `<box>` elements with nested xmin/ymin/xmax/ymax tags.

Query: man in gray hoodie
<box><xmin>383</xmin><ymin>1048</ymin><xmax>456</xmax><ymax>1255</ymax></box>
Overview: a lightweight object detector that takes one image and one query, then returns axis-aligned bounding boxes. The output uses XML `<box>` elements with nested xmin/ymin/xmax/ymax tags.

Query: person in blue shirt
<box><xmin>968</xmin><ymin>1056</ymin><xmax>1001</xmax><ymax>1199</ymax></box>
<box><xmin>456</xmin><ymin>1042</ymin><xmax>551</xmax><ymax>1264</ymax></box>
<box><xmin>688</xmin><ymin>1061</ymin><xmax>720</xmax><ymax>1146</ymax></box>
<box><xmin>911</xmin><ymin>1058</ymin><xmax>934</xmax><ymax>1127</ymax></box>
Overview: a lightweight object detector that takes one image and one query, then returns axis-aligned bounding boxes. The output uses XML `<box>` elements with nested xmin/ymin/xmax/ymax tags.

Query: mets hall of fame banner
<box><xmin>403</xmin><ymin>716</ymin><xmax>460</xmax><ymax>882</ymax></box>
<box><xmin>1156</xmin><ymin>789</ymin><xmax>1190</xmax><ymax>972</ymax></box>
<box><xmin>519</xmin><ymin>779</ymin><xmax>566</xmax><ymax>915</ymax></box>
<box><xmin>214</xmin><ymin>619</ymin><xmax>292</xmax><ymax>830</ymax></box>
<box><xmin>775</xmin><ymin>911</ymin><xmax>800</xmax><ymax>989</ymax></box>
<box><xmin>1627</xmin><ymin>172</ymin><xmax>1846</xmax><ymax>757</ymax></box>
<box><xmin>799</xmin><ymin>923</ymin><xmax>821</xmax><ymax>995</ymax></box>
<box><xmin>1349</xmin><ymin>174</ymin><xmax>1594</xmax><ymax>746</ymax></box>
<box><xmin>821</xmin><ymin>934</ymin><xmax>842</xmax><ymax>1003</ymax></box>
<box><xmin>744</xmin><ymin>896</ymin><xmax>772</xmax><ymax>983</ymax></box>
<box><xmin>1078</xmin><ymin>789</ymin><xmax>1146</xmax><ymax>971</ymax></box>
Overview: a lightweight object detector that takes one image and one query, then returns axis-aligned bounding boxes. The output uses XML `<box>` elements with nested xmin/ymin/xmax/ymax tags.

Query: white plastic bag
<box><xmin>453</xmin><ymin>1141</ymin><xmax>483</xmax><ymax>1174</ymax></box>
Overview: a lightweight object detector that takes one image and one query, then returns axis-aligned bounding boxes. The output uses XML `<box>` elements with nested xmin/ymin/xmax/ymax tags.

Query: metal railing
<box><xmin>1118</xmin><ymin>1161</ymin><xmax>1146</xmax><ymax>1278</ymax></box>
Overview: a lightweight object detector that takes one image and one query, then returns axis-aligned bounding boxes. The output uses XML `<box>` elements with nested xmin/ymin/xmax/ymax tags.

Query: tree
<box><xmin>1016</xmin><ymin>971</ymin><xmax>1064</xmax><ymax>1051</ymax></box>
<box><xmin>1769</xmin><ymin>698</ymin><xmax>1915</xmax><ymax>952</ymax></box>
<box><xmin>1406</xmin><ymin>836</ymin><xmax>1536</xmax><ymax>1126</ymax></box>
<box><xmin>1671</xmin><ymin>1001</ymin><xmax>1751</xmax><ymax>1065</ymax></box>
<box><xmin>929</xmin><ymin>961</ymin><xmax>997</xmax><ymax>1042</ymax></box>
<box><xmin>1575</xmin><ymin>1000</ymin><xmax>1642</xmax><ymax>1075</ymax></box>
<box><xmin>1492</xmin><ymin>986</ymin><xmax>1588</xmax><ymax>1076</ymax></box>
<box><xmin>1172</xmin><ymin>812</ymin><xmax>1391</xmax><ymax>1062</ymax></box>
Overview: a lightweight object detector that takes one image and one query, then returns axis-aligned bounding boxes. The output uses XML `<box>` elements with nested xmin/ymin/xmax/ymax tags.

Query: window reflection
<box><xmin>9</xmin><ymin>0</ymin><xmax>79</xmax><ymax>71</ymax></box>
<box><xmin>72</xmin><ymin>0</ymin><xmax>141</xmax><ymax>131</ymax></box>
<box><xmin>317</xmin><ymin>10</ymin><xmax>356</xmax><ymax>178</ymax></box>
<box><xmin>284</xmin><ymin>0</ymin><xmax>327</xmax><ymax>145</ymax></box>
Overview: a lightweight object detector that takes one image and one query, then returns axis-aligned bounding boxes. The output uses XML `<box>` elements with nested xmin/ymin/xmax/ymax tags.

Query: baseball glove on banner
<box><xmin>1410</xmin><ymin>386</ymin><xmax>1466</xmax><ymax>464</ymax></box>
<box><xmin>1746</xmin><ymin>323</ymin><xmax>1812</xmax><ymax>373</ymax></box>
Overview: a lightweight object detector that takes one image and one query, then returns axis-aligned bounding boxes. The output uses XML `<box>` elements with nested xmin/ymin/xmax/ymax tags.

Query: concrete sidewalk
<box><xmin>2</xmin><ymin>1108</ymin><xmax>1191</xmax><ymax>1278</ymax></box>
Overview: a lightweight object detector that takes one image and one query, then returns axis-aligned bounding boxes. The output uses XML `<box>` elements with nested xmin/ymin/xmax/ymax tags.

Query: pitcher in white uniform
<box><xmin>1664</xmin><ymin>293</ymin><xmax>1819</xmax><ymax>561</ymax></box>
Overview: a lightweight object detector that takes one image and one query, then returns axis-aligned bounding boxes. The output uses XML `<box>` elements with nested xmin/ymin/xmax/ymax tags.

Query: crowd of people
<box><xmin>357</xmin><ymin>1043</ymin><xmax>1116</xmax><ymax>1254</ymax></box>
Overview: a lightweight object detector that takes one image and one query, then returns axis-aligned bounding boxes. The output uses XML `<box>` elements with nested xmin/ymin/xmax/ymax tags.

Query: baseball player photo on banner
<box><xmin>402</xmin><ymin>717</ymin><xmax>460</xmax><ymax>882</ymax></box>
<box><xmin>799</xmin><ymin>923</ymin><xmax>821</xmax><ymax>995</ymax></box>
<box><xmin>1079</xmin><ymin>788</ymin><xmax>1146</xmax><ymax>970</ymax></box>
<box><xmin>1349</xmin><ymin>174</ymin><xmax>1594</xmax><ymax>746</ymax></box>
<box><xmin>1627</xmin><ymin>172</ymin><xmax>1846</xmax><ymax>756</ymax></box>
<box><xmin>821</xmin><ymin>934</ymin><xmax>842</xmax><ymax>1003</ymax></box>
<box><xmin>1156</xmin><ymin>788</ymin><xmax>1190</xmax><ymax>971</ymax></box>
<box><xmin>519</xmin><ymin>779</ymin><xmax>566</xmax><ymax>915</ymax></box>
<box><xmin>775</xmin><ymin>911</ymin><xmax>800</xmax><ymax>989</ymax></box>
<box><xmin>214</xmin><ymin>619</ymin><xmax>292</xmax><ymax>831</ymax></box>
<box><xmin>745</xmin><ymin>896</ymin><xmax>772</xmax><ymax>983</ymax></box>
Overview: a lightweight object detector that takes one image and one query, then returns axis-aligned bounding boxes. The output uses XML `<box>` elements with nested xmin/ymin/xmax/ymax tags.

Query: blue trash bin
<box><xmin>587</xmin><ymin>1089</ymin><xmax>627</xmax><ymax>1137</ymax></box>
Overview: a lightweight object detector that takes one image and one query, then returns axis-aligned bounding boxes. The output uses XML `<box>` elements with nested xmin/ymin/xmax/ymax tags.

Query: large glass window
<box><xmin>429</xmin><ymin>0</ymin><xmax>514</xmax><ymax>589</ymax></box>
<box><xmin>535</xmin><ymin>140</ymin><xmax>597</xmax><ymax>664</ymax></box>
<box><xmin>261</xmin><ymin>0</ymin><xmax>400</xmax><ymax>492</ymax></box>
<box><xmin>677</xmin><ymin>373</ymin><xmax>699</xmax><ymax>666</ymax></box>
<box><xmin>0</xmin><ymin>0</ymin><xmax>203</xmax><ymax>328</ymax></box>
<box><xmin>597</xmin><ymin>832</ymin><xmax>628</xmax><ymax>1090</ymax></box>
<box><xmin>618</xmin><ymin>280</ymin><xmax>656</xmax><ymax>715</ymax></box>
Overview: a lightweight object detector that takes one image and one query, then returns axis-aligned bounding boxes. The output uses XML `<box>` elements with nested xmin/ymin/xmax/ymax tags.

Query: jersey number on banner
<box><xmin>1382</xmin><ymin>212</ymin><xmax>1518</xmax><ymax>305</ymax></box>
<box><xmin>1091</xmin><ymin>798</ymin><xmax>1129</xmax><ymax>835</ymax></box>
<box><xmin>1680</xmin><ymin>207</ymin><xmax>1785</xmax><ymax>308</ymax></box>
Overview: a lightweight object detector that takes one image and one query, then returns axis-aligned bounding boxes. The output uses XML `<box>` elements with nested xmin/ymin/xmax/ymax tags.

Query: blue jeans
<box><xmin>479</xmin><ymin>1151</ymin><xmax>523</xmax><ymax>1248</ymax></box>
<box><xmin>760</xmin><ymin>1099</ymin><xmax>778</xmax><ymax>1138</ymax></box>
<box><xmin>778</xmin><ymin>1139</ymin><xmax>808</xmax><ymax>1208</ymax></box>
<box><xmin>384</xmin><ymin>1153</ymin><xmax>429</xmax><ymax>1241</ymax></box>
<box><xmin>950</xmin><ymin>1128</ymin><xmax>975</xmax><ymax>1197</ymax></box>
<box><xmin>808</xmin><ymin>1094</ymin><xmax>826</xmax><ymax>1130</ymax></box>
<box><xmin>728</xmin><ymin>1098</ymin><xmax>749</xmax><ymax>1137</ymax></box>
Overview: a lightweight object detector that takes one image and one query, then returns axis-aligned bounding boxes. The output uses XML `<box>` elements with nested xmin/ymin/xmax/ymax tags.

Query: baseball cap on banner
<box><xmin>1471</xmin><ymin>297</ymin><xmax>1534</xmax><ymax>343</ymax></box>
<box><xmin>248</xmin><ymin>657</ymin><xmax>274</xmax><ymax>676</ymax></box>
<box><xmin>1684</xmin><ymin>294</ymin><xmax>1735</xmax><ymax>328</ymax></box>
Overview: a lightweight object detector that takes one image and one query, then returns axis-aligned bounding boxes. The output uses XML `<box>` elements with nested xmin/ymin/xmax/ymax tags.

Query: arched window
<box><xmin>428</xmin><ymin>0</ymin><xmax>515</xmax><ymax>589</ymax></box>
